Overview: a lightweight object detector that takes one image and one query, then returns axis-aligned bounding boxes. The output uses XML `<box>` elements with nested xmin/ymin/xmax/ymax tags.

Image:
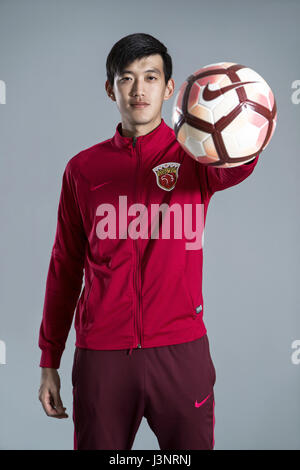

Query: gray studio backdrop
<box><xmin>0</xmin><ymin>0</ymin><xmax>299</xmax><ymax>450</ymax></box>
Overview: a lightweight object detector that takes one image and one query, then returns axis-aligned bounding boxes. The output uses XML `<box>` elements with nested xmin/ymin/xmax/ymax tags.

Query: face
<box><xmin>105</xmin><ymin>54</ymin><xmax>174</xmax><ymax>130</ymax></box>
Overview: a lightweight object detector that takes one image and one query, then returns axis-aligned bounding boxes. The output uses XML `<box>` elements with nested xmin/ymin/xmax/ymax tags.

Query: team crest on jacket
<box><xmin>152</xmin><ymin>162</ymin><xmax>180</xmax><ymax>191</ymax></box>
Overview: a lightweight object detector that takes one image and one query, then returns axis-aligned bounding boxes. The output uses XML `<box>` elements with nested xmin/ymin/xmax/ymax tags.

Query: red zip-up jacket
<box><xmin>38</xmin><ymin>118</ymin><xmax>259</xmax><ymax>368</ymax></box>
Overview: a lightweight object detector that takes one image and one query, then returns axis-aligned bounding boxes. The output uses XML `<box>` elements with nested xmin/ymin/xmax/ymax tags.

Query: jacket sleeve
<box><xmin>203</xmin><ymin>154</ymin><xmax>259</xmax><ymax>199</ymax></box>
<box><xmin>38</xmin><ymin>161</ymin><xmax>87</xmax><ymax>369</ymax></box>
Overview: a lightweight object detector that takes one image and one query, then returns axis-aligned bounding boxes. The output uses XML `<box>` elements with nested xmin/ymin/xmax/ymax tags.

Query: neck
<box><xmin>121</xmin><ymin>116</ymin><xmax>162</xmax><ymax>138</ymax></box>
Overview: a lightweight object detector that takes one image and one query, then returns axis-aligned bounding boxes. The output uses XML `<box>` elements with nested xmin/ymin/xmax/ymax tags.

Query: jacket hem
<box><xmin>74</xmin><ymin>321</ymin><xmax>207</xmax><ymax>351</ymax></box>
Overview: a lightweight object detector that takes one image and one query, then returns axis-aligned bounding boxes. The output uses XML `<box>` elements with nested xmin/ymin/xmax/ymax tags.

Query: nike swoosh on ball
<box><xmin>202</xmin><ymin>81</ymin><xmax>257</xmax><ymax>101</ymax></box>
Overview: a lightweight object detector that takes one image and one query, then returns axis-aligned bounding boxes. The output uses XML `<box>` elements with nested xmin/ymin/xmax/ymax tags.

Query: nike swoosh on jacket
<box><xmin>38</xmin><ymin>118</ymin><xmax>259</xmax><ymax>368</ymax></box>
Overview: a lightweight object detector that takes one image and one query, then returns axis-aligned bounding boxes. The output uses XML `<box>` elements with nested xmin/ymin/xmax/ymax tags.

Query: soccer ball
<box><xmin>172</xmin><ymin>62</ymin><xmax>277</xmax><ymax>168</ymax></box>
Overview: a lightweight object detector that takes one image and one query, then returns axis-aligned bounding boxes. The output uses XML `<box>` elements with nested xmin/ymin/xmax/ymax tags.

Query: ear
<box><xmin>164</xmin><ymin>78</ymin><xmax>175</xmax><ymax>101</ymax></box>
<box><xmin>105</xmin><ymin>80</ymin><xmax>115</xmax><ymax>100</ymax></box>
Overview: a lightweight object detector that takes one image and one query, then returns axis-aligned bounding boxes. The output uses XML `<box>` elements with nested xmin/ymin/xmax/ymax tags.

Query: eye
<box><xmin>120</xmin><ymin>76</ymin><xmax>157</xmax><ymax>82</ymax></box>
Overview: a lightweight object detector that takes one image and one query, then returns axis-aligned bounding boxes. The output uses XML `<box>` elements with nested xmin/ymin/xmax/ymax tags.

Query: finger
<box><xmin>42</xmin><ymin>391</ymin><xmax>65</xmax><ymax>417</ymax></box>
<box><xmin>44</xmin><ymin>401</ymin><xmax>68</xmax><ymax>418</ymax></box>
<box><xmin>52</xmin><ymin>392</ymin><xmax>68</xmax><ymax>417</ymax></box>
<box><xmin>50</xmin><ymin>411</ymin><xmax>69</xmax><ymax>419</ymax></box>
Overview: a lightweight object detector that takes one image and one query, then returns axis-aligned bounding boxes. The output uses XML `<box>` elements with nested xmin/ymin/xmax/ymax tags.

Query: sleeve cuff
<box><xmin>39</xmin><ymin>349</ymin><xmax>63</xmax><ymax>369</ymax></box>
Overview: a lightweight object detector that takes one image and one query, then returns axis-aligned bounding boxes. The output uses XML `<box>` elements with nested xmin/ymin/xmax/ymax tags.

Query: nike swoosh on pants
<box><xmin>195</xmin><ymin>392</ymin><xmax>212</xmax><ymax>408</ymax></box>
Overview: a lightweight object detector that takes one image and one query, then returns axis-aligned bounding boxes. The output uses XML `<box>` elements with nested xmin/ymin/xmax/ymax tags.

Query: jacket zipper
<box><xmin>128</xmin><ymin>136</ymin><xmax>142</xmax><ymax>355</ymax></box>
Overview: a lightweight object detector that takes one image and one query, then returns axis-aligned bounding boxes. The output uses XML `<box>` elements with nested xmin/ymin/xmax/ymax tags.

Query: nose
<box><xmin>130</xmin><ymin>77</ymin><xmax>145</xmax><ymax>97</ymax></box>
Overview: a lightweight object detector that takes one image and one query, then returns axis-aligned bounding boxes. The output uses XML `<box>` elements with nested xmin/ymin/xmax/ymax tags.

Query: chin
<box><xmin>128</xmin><ymin>115</ymin><xmax>154</xmax><ymax>125</ymax></box>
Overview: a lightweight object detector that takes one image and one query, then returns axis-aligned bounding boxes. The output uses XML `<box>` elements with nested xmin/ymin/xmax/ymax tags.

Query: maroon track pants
<box><xmin>72</xmin><ymin>334</ymin><xmax>216</xmax><ymax>450</ymax></box>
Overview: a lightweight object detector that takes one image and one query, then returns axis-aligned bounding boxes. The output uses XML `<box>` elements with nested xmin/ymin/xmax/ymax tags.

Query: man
<box><xmin>38</xmin><ymin>33</ymin><xmax>258</xmax><ymax>450</ymax></box>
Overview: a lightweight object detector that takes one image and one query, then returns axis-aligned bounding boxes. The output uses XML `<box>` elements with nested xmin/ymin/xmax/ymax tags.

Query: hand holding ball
<box><xmin>172</xmin><ymin>62</ymin><xmax>277</xmax><ymax>168</ymax></box>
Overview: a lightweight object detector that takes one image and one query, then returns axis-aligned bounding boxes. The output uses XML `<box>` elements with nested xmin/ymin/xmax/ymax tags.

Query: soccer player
<box><xmin>38</xmin><ymin>33</ymin><xmax>258</xmax><ymax>450</ymax></box>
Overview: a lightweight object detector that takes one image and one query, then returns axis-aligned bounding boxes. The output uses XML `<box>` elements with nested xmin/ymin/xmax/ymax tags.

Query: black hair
<box><xmin>106</xmin><ymin>33</ymin><xmax>172</xmax><ymax>88</ymax></box>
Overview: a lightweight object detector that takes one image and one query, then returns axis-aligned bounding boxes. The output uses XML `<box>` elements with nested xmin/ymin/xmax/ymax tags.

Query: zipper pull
<box><xmin>132</xmin><ymin>136</ymin><xmax>137</xmax><ymax>148</ymax></box>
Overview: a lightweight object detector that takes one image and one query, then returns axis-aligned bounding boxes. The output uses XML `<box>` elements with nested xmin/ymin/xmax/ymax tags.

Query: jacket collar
<box><xmin>112</xmin><ymin>118</ymin><xmax>175</xmax><ymax>154</ymax></box>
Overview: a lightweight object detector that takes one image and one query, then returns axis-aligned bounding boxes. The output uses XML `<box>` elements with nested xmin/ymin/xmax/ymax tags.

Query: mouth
<box><xmin>130</xmin><ymin>103</ymin><xmax>150</xmax><ymax>108</ymax></box>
